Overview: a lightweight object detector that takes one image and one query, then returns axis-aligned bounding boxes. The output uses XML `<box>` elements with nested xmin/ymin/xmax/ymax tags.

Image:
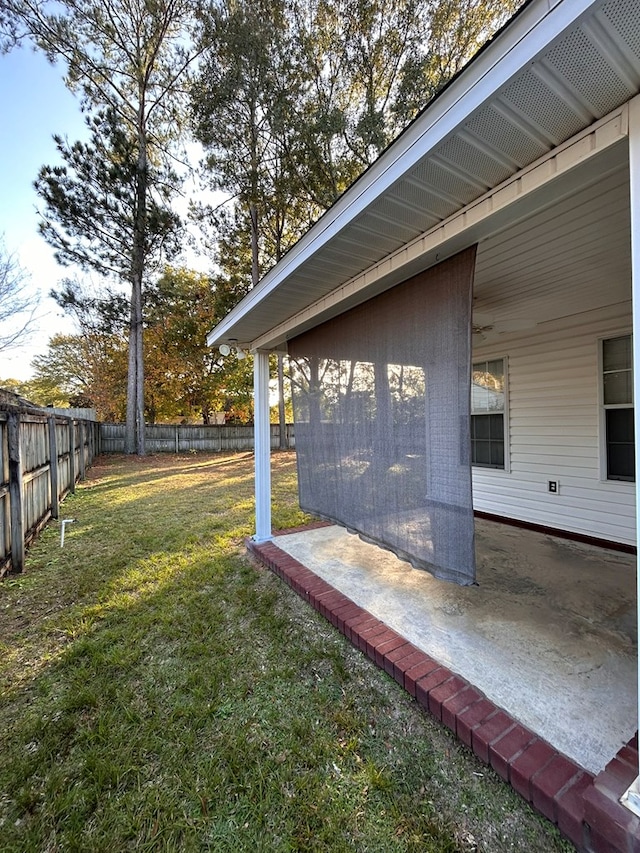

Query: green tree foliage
<box><xmin>2</xmin><ymin>0</ymin><xmax>201</xmax><ymax>453</ymax></box>
<box><xmin>42</xmin><ymin>269</ymin><xmax>254</xmax><ymax>424</ymax></box>
<box><xmin>293</xmin><ymin>0</ymin><xmax>424</xmax><ymax>171</ymax></box>
<box><xmin>290</xmin><ymin>0</ymin><xmax>522</xmax><ymax>172</ymax></box>
<box><xmin>29</xmin><ymin>332</ymin><xmax>128</xmax><ymax>419</ymax></box>
<box><xmin>392</xmin><ymin>0</ymin><xmax>522</xmax><ymax>124</ymax></box>
<box><xmin>191</xmin><ymin>0</ymin><xmax>295</xmax><ymax>284</ymax></box>
<box><xmin>192</xmin><ymin>0</ymin><xmax>523</xmax><ymax>279</ymax></box>
<box><xmin>144</xmin><ymin>268</ymin><xmax>253</xmax><ymax>424</ymax></box>
<box><xmin>35</xmin><ymin>109</ymin><xmax>182</xmax><ymax>278</ymax></box>
<box><xmin>0</xmin><ymin>376</ymin><xmax>67</xmax><ymax>408</ymax></box>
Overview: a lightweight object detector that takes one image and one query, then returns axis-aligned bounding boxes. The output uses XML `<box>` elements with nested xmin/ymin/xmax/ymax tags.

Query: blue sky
<box><xmin>0</xmin><ymin>46</ymin><xmax>86</xmax><ymax>380</ymax></box>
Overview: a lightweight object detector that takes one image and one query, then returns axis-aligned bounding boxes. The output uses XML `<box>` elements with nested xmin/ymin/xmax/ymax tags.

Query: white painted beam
<box><xmin>253</xmin><ymin>350</ymin><xmax>272</xmax><ymax>543</ymax></box>
<box><xmin>621</xmin><ymin>93</ymin><xmax>640</xmax><ymax>817</ymax></box>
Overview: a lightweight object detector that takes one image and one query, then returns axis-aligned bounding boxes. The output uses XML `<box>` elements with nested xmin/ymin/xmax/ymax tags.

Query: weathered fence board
<box><xmin>1</xmin><ymin>415</ymin><xmax>293</xmax><ymax>576</ymax></box>
<box><xmin>0</xmin><ymin>412</ymin><xmax>99</xmax><ymax>577</ymax></box>
<box><xmin>48</xmin><ymin>417</ymin><xmax>59</xmax><ymax>520</ymax></box>
<box><xmin>7</xmin><ymin>413</ymin><xmax>24</xmax><ymax>574</ymax></box>
<box><xmin>100</xmin><ymin>423</ymin><xmax>295</xmax><ymax>453</ymax></box>
<box><xmin>0</xmin><ymin>418</ymin><xmax>8</xmax><ymax>568</ymax></box>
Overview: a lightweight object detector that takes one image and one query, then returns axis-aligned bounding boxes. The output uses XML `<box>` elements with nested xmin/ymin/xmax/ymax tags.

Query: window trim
<box><xmin>471</xmin><ymin>355</ymin><xmax>509</xmax><ymax>473</ymax></box>
<box><xmin>599</xmin><ymin>332</ymin><xmax>635</xmax><ymax>484</ymax></box>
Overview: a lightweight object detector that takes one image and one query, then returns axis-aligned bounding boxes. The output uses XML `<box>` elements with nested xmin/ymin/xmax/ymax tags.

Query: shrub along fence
<box><xmin>100</xmin><ymin>422</ymin><xmax>295</xmax><ymax>453</ymax></box>
<box><xmin>0</xmin><ymin>412</ymin><xmax>99</xmax><ymax>577</ymax></box>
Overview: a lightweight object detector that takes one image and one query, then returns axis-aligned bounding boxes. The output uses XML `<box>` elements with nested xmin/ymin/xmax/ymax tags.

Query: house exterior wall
<box><xmin>471</xmin><ymin>300</ymin><xmax>635</xmax><ymax>546</ymax></box>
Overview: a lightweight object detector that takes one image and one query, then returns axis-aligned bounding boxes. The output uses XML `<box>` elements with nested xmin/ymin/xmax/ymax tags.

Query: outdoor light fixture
<box><xmin>219</xmin><ymin>341</ymin><xmax>248</xmax><ymax>360</ymax></box>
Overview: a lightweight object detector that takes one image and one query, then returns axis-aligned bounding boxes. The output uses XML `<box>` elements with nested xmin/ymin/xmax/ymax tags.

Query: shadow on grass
<box><xmin>0</xmin><ymin>452</ymin><xmax>573</xmax><ymax>853</ymax></box>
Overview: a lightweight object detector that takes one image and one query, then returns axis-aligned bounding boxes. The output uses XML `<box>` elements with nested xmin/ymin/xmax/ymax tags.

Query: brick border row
<box><xmin>247</xmin><ymin>536</ymin><xmax>640</xmax><ymax>853</ymax></box>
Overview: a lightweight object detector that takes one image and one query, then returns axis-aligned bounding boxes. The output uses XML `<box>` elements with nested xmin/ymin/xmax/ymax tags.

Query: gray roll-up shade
<box><xmin>288</xmin><ymin>247</ymin><xmax>477</xmax><ymax>585</ymax></box>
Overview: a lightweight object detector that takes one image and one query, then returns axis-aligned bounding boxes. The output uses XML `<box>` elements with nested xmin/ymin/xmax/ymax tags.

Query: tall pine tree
<box><xmin>2</xmin><ymin>0</ymin><xmax>201</xmax><ymax>453</ymax></box>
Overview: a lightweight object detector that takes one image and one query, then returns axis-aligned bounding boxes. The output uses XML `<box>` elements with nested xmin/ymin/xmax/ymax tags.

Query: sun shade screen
<box><xmin>288</xmin><ymin>247</ymin><xmax>477</xmax><ymax>585</ymax></box>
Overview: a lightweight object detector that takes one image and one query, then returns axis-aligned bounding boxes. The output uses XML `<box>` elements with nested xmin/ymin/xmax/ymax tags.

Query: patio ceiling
<box><xmin>207</xmin><ymin>0</ymin><xmax>640</xmax><ymax>352</ymax></box>
<box><xmin>472</xmin><ymin>139</ymin><xmax>631</xmax><ymax>334</ymax></box>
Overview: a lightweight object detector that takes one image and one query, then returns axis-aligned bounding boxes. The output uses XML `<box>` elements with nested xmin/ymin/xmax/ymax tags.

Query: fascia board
<box><xmin>207</xmin><ymin>0</ymin><xmax>604</xmax><ymax>348</ymax></box>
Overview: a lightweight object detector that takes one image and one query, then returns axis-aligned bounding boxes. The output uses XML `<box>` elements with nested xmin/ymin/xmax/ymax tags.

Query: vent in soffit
<box><xmin>412</xmin><ymin>159</ymin><xmax>483</xmax><ymax>206</ymax></box>
<box><xmin>391</xmin><ymin>178</ymin><xmax>460</xmax><ymax>220</ymax></box>
<box><xmin>436</xmin><ymin>134</ymin><xmax>513</xmax><ymax>189</ymax></box>
<box><xmin>464</xmin><ymin>105</ymin><xmax>549</xmax><ymax>168</ymax></box>
<box><xmin>601</xmin><ymin>0</ymin><xmax>640</xmax><ymax>66</ymax></box>
<box><xmin>500</xmin><ymin>68</ymin><xmax>586</xmax><ymax>145</ymax></box>
<box><xmin>367</xmin><ymin>196</ymin><xmax>440</xmax><ymax>234</ymax></box>
<box><xmin>545</xmin><ymin>26</ymin><xmax>633</xmax><ymax>116</ymax></box>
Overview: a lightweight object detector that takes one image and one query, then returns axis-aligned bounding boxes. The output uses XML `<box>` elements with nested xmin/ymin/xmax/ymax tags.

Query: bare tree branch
<box><xmin>0</xmin><ymin>238</ymin><xmax>39</xmax><ymax>353</ymax></box>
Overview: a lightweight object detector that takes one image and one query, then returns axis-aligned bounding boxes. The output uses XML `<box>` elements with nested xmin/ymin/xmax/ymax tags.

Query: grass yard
<box><xmin>0</xmin><ymin>451</ymin><xmax>573</xmax><ymax>852</ymax></box>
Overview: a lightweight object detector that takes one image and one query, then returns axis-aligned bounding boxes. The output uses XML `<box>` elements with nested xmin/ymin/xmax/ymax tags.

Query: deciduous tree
<box><xmin>29</xmin><ymin>332</ymin><xmax>128</xmax><ymax>419</ymax></box>
<box><xmin>48</xmin><ymin>268</ymin><xmax>254</xmax><ymax>424</ymax></box>
<box><xmin>144</xmin><ymin>268</ymin><xmax>253</xmax><ymax>424</ymax></box>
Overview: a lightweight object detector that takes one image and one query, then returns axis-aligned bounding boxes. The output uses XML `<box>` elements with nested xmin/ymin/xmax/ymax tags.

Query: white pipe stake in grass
<box><xmin>60</xmin><ymin>518</ymin><xmax>76</xmax><ymax>548</ymax></box>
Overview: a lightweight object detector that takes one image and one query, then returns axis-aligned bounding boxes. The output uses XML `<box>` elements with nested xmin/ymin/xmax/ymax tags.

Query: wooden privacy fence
<box><xmin>100</xmin><ymin>422</ymin><xmax>295</xmax><ymax>453</ymax></box>
<box><xmin>0</xmin><ymin>412</ymin><xmax>99</xmax><ymax>577</ymax></box>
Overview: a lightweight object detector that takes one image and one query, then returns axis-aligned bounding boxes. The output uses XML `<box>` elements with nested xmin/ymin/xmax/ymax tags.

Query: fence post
<box><xmin>175</xmin><ymin>425</ymin><xmax>179</xmax><ymax>454</ymax></box>
<box><xmin>69</xmin><ymin>420</ymin><xmax>76</xmax><ymax>493</ymax></box>
<box><xmin>78</xmin><ymin>421</ymin><xmax>86</xmax><ymax>480</ymax></box>
<box><xmin>7</xmin><ymin>412</ymin><xmax>24</xmax><ymax>574</ymax></box>
<box><xmin>87</xmin><ymin>421</ymin><xmax>93</xmax><ymax>462</ymax></box>
<box><xmin>48</xmin><ymin>416</ymin><xmax>59</xmax><ymax>520</ymax></box>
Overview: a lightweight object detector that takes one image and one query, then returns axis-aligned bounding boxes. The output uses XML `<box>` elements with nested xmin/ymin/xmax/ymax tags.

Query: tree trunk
<box><xmin>125</xmin><ymin>105</ymin><xmax>149</xmax><ymax>455</ymax></box>
<box><xmin>125</xmin><ymin>245</ymin><xmax>145</xmax><ymax>453</ymax></box>
<box><xmin>135</xmin><ymin>292</ymin><xmax>144</xmax><ymax>454</ymax></box>
<box><xmin>250</xmin><ymin>202</ymin><xmax>259</xmax><ymax>288</ymax></box>
<box><xmin>125</xmin><ymin>291</ymin><xmax>138</xmax><ymax>454</ymax></box>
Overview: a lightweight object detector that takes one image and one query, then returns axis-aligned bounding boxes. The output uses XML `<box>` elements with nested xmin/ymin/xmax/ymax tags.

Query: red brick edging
<box><xmin>247</xmin><ymin>535</ymin><xmax>640</xmax><ymax>853</ymax></box>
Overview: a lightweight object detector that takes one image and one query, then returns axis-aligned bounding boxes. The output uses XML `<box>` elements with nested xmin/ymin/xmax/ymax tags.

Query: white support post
<box><xmin>253</xmin><ymin>349</ymin><xmax>272</xmax><ymax>543</ymax></box>
<box><xmin>621</xmin><ymin>94</ymin><xmax>640</xmax><ymax>817</ymax></box>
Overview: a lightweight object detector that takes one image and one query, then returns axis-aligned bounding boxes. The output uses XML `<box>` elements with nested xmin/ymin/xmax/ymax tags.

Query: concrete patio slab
<box><xmin>273</xmin><ymin>518</ymin><xmax>637</xmax><ymax>776</ymax></box>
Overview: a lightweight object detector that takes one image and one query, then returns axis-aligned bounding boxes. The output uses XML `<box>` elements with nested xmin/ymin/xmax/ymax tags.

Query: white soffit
<box><xmin>253</xmin><ymin>110</ymin><xmax>630</xmax><ymax>350</ymax></box>
<box><xmin>207</xmin><ymin>0</ymin><xmax>640</xmax><ymax>350</ymax></box>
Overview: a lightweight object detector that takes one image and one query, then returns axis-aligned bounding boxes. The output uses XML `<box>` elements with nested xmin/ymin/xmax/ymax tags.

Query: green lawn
<box><xmin>0</xmin><ymin>451</ymin><xmax>573</xmax><ymax>852</ymax></box>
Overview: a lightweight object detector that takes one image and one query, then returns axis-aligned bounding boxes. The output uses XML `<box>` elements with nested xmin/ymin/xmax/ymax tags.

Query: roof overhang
<box><xmin>206</xmin><ymin>0</ymin><xmax>640</xmax><ymax>352</ymax></box>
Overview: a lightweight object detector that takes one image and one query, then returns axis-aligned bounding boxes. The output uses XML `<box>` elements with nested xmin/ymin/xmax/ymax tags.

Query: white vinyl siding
<box><xmin>471</xmin><ymin>302</ymin><xmax>635</xmax><ymax>546</ymax></box>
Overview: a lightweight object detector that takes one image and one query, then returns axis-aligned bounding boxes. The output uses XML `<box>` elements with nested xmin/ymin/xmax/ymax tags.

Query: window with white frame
<box><xmin>602</xmin><ymin>334</ymin><xmax>635</xmax><ymax>482</ymax></box>
<box><xmin>471</xmin><ymin>358</ymin><xmax>505</xmax><ymax>468</ymax></box>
